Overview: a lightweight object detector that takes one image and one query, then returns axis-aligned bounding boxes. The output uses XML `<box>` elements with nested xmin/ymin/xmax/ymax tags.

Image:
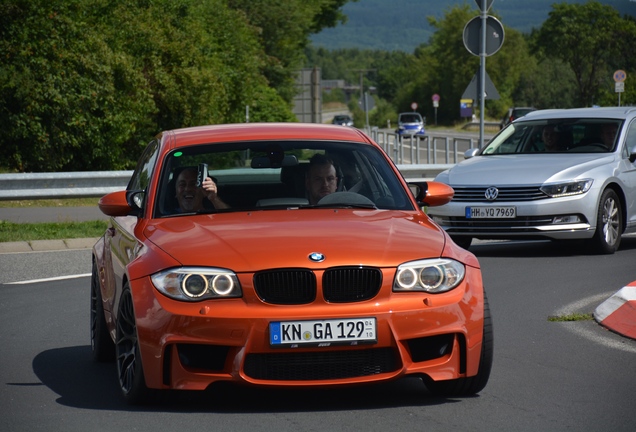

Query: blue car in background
<box><xmin>396</xmin><ymin>112</ymin><xmax>425</xmax><ymax>137</ymax></box>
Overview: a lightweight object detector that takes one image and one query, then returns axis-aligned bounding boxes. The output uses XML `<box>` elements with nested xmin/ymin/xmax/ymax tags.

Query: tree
<box><xmin>0</xmin><ymin>0</ymin><xmax>156</xmax><ymax>171</ymax></box>
<box><xmin>0</xmin><ymin>0</ymin><xmax>331</xmax><ymax>172</ymax></box>
<box><xmin>533</xmin><ymin>1</ymin><xmax>636</xmax><ymax>107</ymax></box>
<box><xmin>227</xmin><ymin>0</ymin><xmax>356</xmax><ymax>102</ymax></box>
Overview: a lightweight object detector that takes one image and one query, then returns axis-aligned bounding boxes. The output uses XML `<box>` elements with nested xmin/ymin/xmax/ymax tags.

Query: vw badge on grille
<box><xmin>484</xmin><ymin>186</ymin><xmax>499</xmax><ymax>201</ymax></box>
<box><xmin>308</xmin><ymin>252</ymin><xmax>325</xmax><ymax>262</ymax></box>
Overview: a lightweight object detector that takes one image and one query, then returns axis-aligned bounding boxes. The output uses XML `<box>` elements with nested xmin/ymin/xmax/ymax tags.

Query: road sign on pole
<box><xmin>614</xmin><ymin>70</ymin><xmax>627</xmax><ymax>83</ymax></box>
<box><xmin>475</xmin><ymin>0</ymin><xmax>494</xmax><ymax>11</ymax></box>
<box><xmin>463</xmin><ymin>15</ymin><xmax>504</xmax><ymax>57</ymax></box>
<box><xmin>613</xmin><ymin>70</ymin><xmax>627</xmax><ymax>106</ymax></box>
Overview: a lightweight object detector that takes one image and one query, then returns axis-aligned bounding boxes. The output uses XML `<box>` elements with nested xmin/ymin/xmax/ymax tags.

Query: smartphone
<box><xmin>196</xmin><ymin>163</ymin><xmax>208</xmax><ymax>187</ymax></box>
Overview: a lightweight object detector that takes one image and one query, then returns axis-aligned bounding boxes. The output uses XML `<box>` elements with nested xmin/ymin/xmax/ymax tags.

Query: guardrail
<box><xmin>0</xmin><ymin>171</ymin><xmax>133</xmax><ymax>200</ymax></box>
<box><xmin>0</xmin><ymin>164</ymin><xmax>454</xmax><ymax>201</ymax></box>
<box><xmin>370</xmin><ymin>128</ymin><xmax>476</xmax><ymax>165</ymax></box>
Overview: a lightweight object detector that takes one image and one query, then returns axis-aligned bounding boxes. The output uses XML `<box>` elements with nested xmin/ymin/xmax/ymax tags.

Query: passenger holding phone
<box><xmin>175</xmin><ymin>166</ymin><xmax>228</xmax><ymax>212</ymax></box>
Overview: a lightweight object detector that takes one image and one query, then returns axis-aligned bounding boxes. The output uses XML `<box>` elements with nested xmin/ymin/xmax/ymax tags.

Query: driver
<box><xmin>305</xmin><ymin>154</ymin><xmax>338</xmax><ymax>205</ymax></box>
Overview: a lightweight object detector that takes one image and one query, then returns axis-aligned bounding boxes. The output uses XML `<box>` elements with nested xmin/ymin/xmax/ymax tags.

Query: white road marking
<box><xmin>5</xmin><ymin>273</ymin><xmax>91</xmax><ymax>285</ymax></box>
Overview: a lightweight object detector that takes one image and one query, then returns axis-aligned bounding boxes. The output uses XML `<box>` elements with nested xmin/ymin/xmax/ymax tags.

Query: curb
<box><xmin>594</xmin><ymin>281</ymin><xmax>636</xmax><ymax>340</ymax></box>
<box><xmin>0</xmin><ymin>238</ymin><xmax>98</xmax><ymax>254</ymax></box>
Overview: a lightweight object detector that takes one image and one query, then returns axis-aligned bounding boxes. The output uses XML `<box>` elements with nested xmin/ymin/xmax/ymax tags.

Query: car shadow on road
<box><xmin>32</xmin><ymin>346</ymin><xmax>471</xmax><ymax>412</ymax></box>
<box><xmin>469</xmin><ymin>236</ymin><xmax>636</xmax><ymax>258</ymax></box>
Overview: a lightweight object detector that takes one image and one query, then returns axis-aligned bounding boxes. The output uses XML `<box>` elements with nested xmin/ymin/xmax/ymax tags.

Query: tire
<box><xmin>450</xmin><ymin>235</ymin><xmax>472</xmax><ymax>250</ymax></box>
<box><xmin>90</xmin><ymin>261</ymin><xmax>115</xmax><ymax>362</ymax></box>
<box><xmin>588</xmin><ymin>189</ymin><xmax>622</xmax><ymax>255</ymax></box>
<box><xmin>116</xmin><ymin>285</ymin><xmax>152</xmax><ymax>405</ymax></box>
<box><xmin>425</xmin><ymin>294</ymin><xmax>494</xmax><ymax>397</ymax></box>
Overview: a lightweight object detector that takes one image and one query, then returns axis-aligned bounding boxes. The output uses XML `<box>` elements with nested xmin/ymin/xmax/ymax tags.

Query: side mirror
<box><xmin>629</xmin><ymin>145</ymin><xmax>636</xmax><ymax>163</ymax></box>
<box><xmin>98</xmin><ymin>190</ymin><xmax>143</xmax><ymax>217</ymax></box>
<box><xmin>464</xmin><ymin>148</ymin><xmax>480</xmax><ymax>159</ymax></box>
<box><xmin>409</xmin><ymin>181</ymin><xmax>454</xmax><ymax>207</ymax></box>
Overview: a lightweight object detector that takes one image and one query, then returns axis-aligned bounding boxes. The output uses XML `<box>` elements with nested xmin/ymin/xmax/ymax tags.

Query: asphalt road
<box><xmin>0</xmin><ymin>206</ymin><xmax>107</xmax><ymax>223</ymax></box>
<box><xmin>1</xmin><ymin>238</ymin><xmax>636</xmax><ymax>431</ymax></box>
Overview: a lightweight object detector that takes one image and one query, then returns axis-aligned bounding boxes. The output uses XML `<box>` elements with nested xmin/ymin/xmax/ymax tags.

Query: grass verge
<box><xmin>547</xmin><ymin>313</ymin><xmax>594</xmax><ymax>322</ymax></box>
<box><xmin>0</xmin><ymin>220</ymin><xmax>107</xmax><ymax>242</ymax></box>
<box><xmin>0</xmin><ymin>198</ymin><xmax>100</xmax><ymax>208</ymax></box>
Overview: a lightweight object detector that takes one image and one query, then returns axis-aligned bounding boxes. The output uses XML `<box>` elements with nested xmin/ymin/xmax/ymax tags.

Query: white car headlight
<box><xmin>151</xmin><ymin>267</ymin><xmax>242</xmax><ymax>301</ymax></box>
<box><xmin>393</xmin><ymin>259</ymin><xmax>465</xmax><ymax>293</ymax></box>
<box><xmin>540</xmin><ymin>179</ymin><xmax>593</xmax><ymax>198</ymax></box>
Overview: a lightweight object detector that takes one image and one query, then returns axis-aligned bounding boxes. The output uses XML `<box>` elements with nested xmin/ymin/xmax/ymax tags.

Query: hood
<box><xmin>443</xmin><ymin>153</ymin><xmax>616</xmax><ymax>185</ymax></box>
<box><xmin>144</xmin><ymin>210</ymin><xmax>445</xmax><ymax>272</ymax></box>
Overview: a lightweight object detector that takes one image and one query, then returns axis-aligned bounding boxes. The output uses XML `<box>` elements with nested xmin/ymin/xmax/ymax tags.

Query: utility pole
<box><xmin>352</xmin><ymin>69</ymin><xmax>376</xmax><ymax>132</ymax></box>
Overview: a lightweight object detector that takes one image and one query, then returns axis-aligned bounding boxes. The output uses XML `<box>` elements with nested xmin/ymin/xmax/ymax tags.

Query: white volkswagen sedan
<box><xmin>428</xmin><ymin>107</ymin><xmax>636</xmax><ymax>254</ymax></box>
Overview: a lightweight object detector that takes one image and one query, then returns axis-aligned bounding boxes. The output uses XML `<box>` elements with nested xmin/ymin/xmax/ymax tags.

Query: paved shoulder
<box><xmin>0</xmin><ymin>206</ymin><xmax>107</xmax><ymax>223</ymax></box>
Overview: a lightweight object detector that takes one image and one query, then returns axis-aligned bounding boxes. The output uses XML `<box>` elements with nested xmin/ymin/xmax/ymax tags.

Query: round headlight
<box><xmin>182</xmin><ymin>274</ymin><xmax>208</xmax><ymax>298</ymax></box>
<box><xmin>419</xmin><ymin>266</ymin><xmax>444</xmax><ymax>290</ymax></box>
<box><xmin>396</xmin><ymin>267</ymin><xmax>418</xmax><ymax>289</ymax></box>
<box><xmin>211</xmin><ymin>274</ymin><xmax>234</xmax><ymax>295</ymax></box>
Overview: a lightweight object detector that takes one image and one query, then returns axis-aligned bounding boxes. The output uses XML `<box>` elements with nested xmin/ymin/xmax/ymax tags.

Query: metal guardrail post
<box><xmin>444</xmin><ymin>137</ymin><xmax>450</xmax><ymax>164</ymax></box>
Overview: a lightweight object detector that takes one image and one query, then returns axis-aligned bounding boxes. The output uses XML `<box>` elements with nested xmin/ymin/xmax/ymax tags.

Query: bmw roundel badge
<box><xmin>308</xmin><ymin>252</ymin><xmax>325</xmax><ymax>262</ymax></box>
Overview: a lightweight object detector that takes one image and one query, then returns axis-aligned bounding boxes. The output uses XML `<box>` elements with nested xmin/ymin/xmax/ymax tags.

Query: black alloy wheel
<box><xmin>115</xmin><ymin>285</ymin><xmax>151</xmax><ymax>404</ymax></box>
<box><xmin>90</xmin><ymin>261</ymin><xmax>115</xmax><ymax>362</ymax></box>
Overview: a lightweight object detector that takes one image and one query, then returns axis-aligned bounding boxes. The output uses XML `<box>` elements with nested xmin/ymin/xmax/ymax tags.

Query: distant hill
<box><xmin>311</xmin><ymin>0</ymin><xmax>636</xmax><ymax>52</ymax></box>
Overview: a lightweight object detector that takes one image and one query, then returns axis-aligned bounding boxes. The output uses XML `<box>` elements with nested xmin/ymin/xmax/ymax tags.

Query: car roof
<box><xmin>160</xmin><ymin>122</ymin><xmax>370</xmax><ymax>147</ymax></box>
<box><xmin>521</xmin><ymin>106</ymin><xmax>636</xmax><ymax>121</ymax></box>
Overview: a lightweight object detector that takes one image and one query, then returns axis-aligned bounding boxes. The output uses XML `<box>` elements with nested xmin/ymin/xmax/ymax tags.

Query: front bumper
<box><xmin>397</xmin><ymin>126</ymin><xmax>425</xmax><ymax>136</ymax></box>
<box><xmin>130</xmin><ymin>266</ymin><xmax>485</xmax><ymax>390</ymax></box>
<box><xmin>428</xmin><ymin>189</ymin><xmax>598</xmax><ymax>240</ymax></box>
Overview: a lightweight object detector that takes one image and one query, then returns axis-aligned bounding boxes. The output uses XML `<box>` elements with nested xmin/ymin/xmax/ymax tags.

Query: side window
<box><xmin>623</xmin><ymin>120</ymin><xmax>636</xmax><ymax>158</ymax></box>
<box><xmin>128</xmin><ymin>140</ymin><xmax>160</xmax><ymax>191</ymax></box>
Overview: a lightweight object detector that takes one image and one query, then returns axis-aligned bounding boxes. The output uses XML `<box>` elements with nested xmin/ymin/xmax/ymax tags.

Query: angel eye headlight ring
<box><xmin>211</xmin><ymin>274</ymin><xmax>234</xmax><ymax>295</ymax></box>
<box><xmin>182</xmin><ymin>274</ymin><xmax>208</xmax><ymax>298</ymax></box>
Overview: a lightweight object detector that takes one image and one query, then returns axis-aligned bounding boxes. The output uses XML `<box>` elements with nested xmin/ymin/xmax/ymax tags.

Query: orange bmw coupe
<box><xmin>91</xmin><ymin>123</ymin><xmax>492</xmax><ymax>404</ymax></box>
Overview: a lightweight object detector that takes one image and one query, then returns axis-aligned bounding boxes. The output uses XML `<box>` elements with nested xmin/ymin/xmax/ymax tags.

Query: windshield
<box><xmin>399</xmin><ymin>114</ymin><xmax>422</xmax><ymax>123</ymax></box>
<box><xmin>482</xmin><ymin>118</ymin><xmax>622</xmax><ymax>154</ymax></box>
<box><xmin>154</xmin><ymin>140</ymin><xmax>413</xmax><ymax>217</ymax></box>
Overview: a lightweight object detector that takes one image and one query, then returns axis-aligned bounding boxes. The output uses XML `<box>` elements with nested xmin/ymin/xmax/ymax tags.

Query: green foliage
<box><xmin>0</xmin><ymin>0</ymin><xmax>349</xmax><ymax>172</ymax></box>
<box><xmin>533</xmin><ymin>1</ymin><xmax>636</xmax><ymax>107</ymax></box>
<box><xmin>308</xmin><ymin>2</ymin><xmax>636</xmax><ymax>126</ymax></box>
<box><xmin>322</xmin><ymin>88</ymin><xmax>348</xmax><ymax>104</ymax></box>
<box><xmin>0</xmin><ymin>0</ymin><xmax>156</xmax><ymax>171</ymax></box>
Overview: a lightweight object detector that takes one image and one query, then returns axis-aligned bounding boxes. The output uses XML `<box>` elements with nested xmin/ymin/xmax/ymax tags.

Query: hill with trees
<box><xmin>311</xmin><ymin>0</ymin><xmax>636</xmax><ymax>52</ymax></box>
<box><xmin>307</xmin><ymin>2</ymin><xmax>636</xmax><ymax>129</ymax></box>
<box><xmin>2</xmin><ymin>0</ymin><xmax>636</xmax><ymax>172</ymax></box>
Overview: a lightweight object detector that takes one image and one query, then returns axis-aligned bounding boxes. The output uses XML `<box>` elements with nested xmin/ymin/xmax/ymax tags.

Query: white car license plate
<box><xmin>466</xmin><ymin>206</ymin><xmax>516</xmax><ymax>219</ymax></box>
<box><xmin>270</xmin><ymin>318</ymin><xmax>377</xmax><ymax>347</ymax></box>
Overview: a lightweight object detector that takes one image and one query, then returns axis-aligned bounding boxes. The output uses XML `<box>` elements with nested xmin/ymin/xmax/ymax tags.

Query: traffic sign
<box><xmin>462</xmin><ymin>68</ymin><xmax>500</xmax><ymax>100</ymax></box>
<box><xmin>614</xmin><ymin>70</ymin><xmax>627</xmax><ymax>83</ymax></box>
<box><xmin>463</xmin><ymin>16</ymin><xmax>505</xmax><ymax>57</ymax></box>
<box><xmin>411</xmin><ymin>102</ymin><xmax>418</xmax><ymax>110</ymax></box>
<box><xmin>474</xmin><ymin>0</ymin><xmax>494</xmax><ymax>11</ymax></box>
<box><xmin>432</xmin><ymin>94</ymin><xmax>440</xmax><ymax>102</ymax></box>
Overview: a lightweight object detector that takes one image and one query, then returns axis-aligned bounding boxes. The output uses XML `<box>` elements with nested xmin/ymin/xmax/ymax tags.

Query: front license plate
<box><xmin>466</xmin><ymin>206</ymin><xmax>516</xmax><ymax>219</ymax></box>
<box><xmin>270</xmin><ymin>318</ymin><xmax>377</xmax><ymax>347</ymax></box>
